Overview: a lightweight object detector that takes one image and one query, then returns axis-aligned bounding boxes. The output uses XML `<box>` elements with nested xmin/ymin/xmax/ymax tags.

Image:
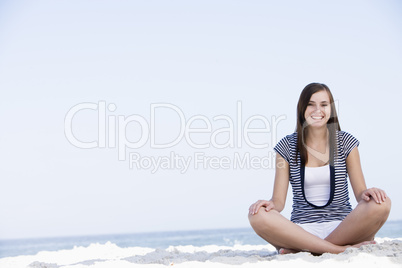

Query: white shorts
<box><xmin>296</xmin><ymin>220</ymin><xmax>342</xmax><ymax>240</ymax></box>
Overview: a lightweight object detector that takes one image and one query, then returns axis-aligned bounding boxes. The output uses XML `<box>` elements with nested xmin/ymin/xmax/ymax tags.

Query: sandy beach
<box><xmin>0</xmin><ymin>237</ymin><xmax>400</xmax><ymax>268</ymax></box>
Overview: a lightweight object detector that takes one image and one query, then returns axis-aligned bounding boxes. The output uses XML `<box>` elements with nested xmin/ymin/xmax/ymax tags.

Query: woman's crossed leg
<box><xmin>248</xmin><ymin>197</ymin><xmax>391</xmax><ymax>254</ymax></box>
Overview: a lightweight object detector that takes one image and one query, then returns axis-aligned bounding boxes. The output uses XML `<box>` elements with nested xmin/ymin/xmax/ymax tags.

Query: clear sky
<box><xmin>0</xmin><ymin>0</ymin><xmax>401</xmax><ymax>240</ymax></box>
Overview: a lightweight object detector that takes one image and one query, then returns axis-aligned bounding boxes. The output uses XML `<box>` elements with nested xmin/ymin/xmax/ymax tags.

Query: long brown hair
<box><xmin>296</xmin><ymin>83</ymin><xmax>341</xmax><ymax>166</ymax></box>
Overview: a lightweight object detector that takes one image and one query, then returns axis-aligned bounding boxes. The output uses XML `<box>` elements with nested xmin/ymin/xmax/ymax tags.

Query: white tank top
<box><xmin>304</xmin><ymin>165</ymin><xmax>330</xmax><ymax>206</ymax></box>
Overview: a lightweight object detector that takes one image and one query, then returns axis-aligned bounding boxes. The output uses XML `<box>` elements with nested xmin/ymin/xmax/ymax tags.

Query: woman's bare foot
<box><xmin>278</xmin><ymin>248</ymin><xmax>299</xmax><ymax>255</ymax></box>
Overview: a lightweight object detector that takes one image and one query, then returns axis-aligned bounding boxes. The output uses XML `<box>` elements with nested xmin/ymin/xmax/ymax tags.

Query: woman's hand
<box><xmin>361</xmin><ymin>187</ymin><xmax>387</xmax><ymax>204</ymax></box>
<box><xmin>249</xmin><ymin>200</ymin><xmax>275</xmax><ymax>215</ymax></box>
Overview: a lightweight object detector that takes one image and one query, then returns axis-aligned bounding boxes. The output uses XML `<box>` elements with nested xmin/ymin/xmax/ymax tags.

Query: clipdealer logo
<box><xmin>64</xmin><ymin>101</ymin><xmax>287</xmax><ymax>173</ymax></box>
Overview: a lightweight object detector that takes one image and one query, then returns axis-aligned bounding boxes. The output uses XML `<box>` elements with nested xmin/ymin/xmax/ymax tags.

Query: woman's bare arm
<box><xmin>347</xmin><ymin>147</ymin><xmax>387</xmax><ymax>203</ymax></box>
<box><xmin>271</xmin><ymin>153</ymin><xmax>290</xmax><ymax>212</ymax></box>
<box><xmin>249</xmin><ymin>153</ymin><xmax>289</xmax><ymax>214</ymax></box>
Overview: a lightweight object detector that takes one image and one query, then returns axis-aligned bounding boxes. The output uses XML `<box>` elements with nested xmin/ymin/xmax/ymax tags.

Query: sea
<box><xmin>1</xmin><ymin>220</ymin><xmax>401</xmax><ymax>259</ymax></box>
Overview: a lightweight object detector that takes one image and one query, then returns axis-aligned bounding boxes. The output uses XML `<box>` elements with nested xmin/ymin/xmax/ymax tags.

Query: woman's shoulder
<box><xmin>276</xmin><ymin>132</ymin><xmax>298</xmax><ymax>146</ymax></box>
<box><xmin>280</xmin><ymin>132</ymin><xmax>297</xmax><ymax>141</ymax></box>
<box><xmin>274</xmin><ymin>132</ymin><xmax>298</xmax><ymax>161</ymax></box>
<box><xmin>336</xmin><ymin>130</ymin><xmax>359</xmax><ymax>141</ymax></box>
<box><xmin>336</xmin><ymin>130</ymin><xmax>360</xmax><ymax>156</ymax></box>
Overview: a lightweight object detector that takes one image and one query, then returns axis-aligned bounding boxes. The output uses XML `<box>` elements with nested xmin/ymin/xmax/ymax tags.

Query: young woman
<box><xmin>248</xmin><ymin>83</ymin><xmax>391</xmax><ymax>254</ymax></box>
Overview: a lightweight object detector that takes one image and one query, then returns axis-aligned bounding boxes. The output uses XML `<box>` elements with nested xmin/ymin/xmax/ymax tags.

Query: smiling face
<box><xmin>304</xmin><ymin>90</ymin><xmax>331</xmax><ymax>128</ymax></box>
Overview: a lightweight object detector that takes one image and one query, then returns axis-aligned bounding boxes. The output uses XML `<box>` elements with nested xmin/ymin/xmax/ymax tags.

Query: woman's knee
<box><xmin>382</xmin><ymin>196</ymin><xmax>392</xmax><ymax>215</ymax></box>
<box><xmin>248</xmin><ymin>207</ymin><xmax>263</xmax><ymax>226</ymax></box>
<box><xmin>376</xmin><ymin>196</ymin><xmax>391</xmax><ymax>216</ymax></box>
<box><xmin>248</xmin><ymin>207</ymin><xmax>277</xmax><ymax>230</ymax></box>
<box><xmin>364</xmin><ymin>196</ymin><xmax>391</xmax><ymax>220</ymax></box>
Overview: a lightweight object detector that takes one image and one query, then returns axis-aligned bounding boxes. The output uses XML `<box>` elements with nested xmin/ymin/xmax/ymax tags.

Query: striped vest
<box><xmin>274</xmin><ymin>131</ymin><xmax>359</xmax><ymax>224</ymax></box>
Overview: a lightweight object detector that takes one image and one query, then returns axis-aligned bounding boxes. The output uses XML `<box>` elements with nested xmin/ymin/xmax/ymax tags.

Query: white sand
<box><xmin>0</xmin><ymin>238</ymin><xmax>401</xmax><ymax>268</ymax></box>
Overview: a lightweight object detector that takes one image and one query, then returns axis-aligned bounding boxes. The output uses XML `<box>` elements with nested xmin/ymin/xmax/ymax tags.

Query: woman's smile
<box><xmin>304</xmin><ymin>90</ymin><xmax>331</xmax><ymax>127</ymax></box>
<box><xmin>311</xmin><ymin>115</ymin><xmax>324</xmax><ymax>120</ymax></box>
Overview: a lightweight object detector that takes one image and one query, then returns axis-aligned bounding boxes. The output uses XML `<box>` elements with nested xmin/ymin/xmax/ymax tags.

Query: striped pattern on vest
<box><xmin>274</xmin><ymin>131</ymin><xmax>359</xmax><ymax>224</ymax></box>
